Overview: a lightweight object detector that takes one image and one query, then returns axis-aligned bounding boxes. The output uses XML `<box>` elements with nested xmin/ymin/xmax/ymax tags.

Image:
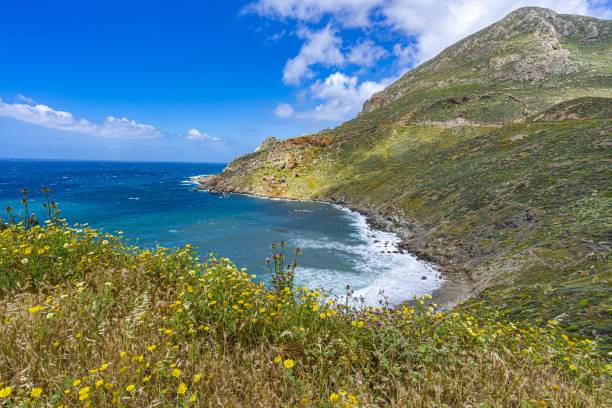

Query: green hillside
<box><xmin>199</xmin><ymin>8</ymin><xmax>612</xmax><ymax>346</ymax></box>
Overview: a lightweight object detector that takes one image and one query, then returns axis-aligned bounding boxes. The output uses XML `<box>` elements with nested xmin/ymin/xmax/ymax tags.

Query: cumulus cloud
<box><xmin>273</xmin><ymin>103</ymin><xmax>295</xmax><ymax>118</ymax></box>
<box><xmin>185</xmin><ymin>128</ymin><xmax>221</xmax><ymax>142</ymax></box>
<box><xmin>0</xmin><ymin>98</ymin><xmax>162</xmax><ymax>139</ymax></box>
<box><xmin>347</xmin><ymin>40</ymin><xmax>388</xmax><ymax>67</ymax></box>
<box><xmin>246</xmin><ymin>0</ymin><xmax>610</xmax><ymax>66</ymax></box>
<box><xmin>242</xmin><ymin>0</ymin><xmax>382</xmax><ymax>27</ymax></box>
<box><xmin>295</xmin><ymin>72</ymin><xmax>391</xmax><ymax>121</ymax></box>
<box><xmin>283</xmin><ymin>25</ymin><xmax>344</xmax><ymax>85</ymax></box>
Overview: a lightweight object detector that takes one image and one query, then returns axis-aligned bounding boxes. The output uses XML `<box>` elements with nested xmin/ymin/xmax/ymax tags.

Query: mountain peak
<box><xmin>362</xmin><ymin>7</ymin><xmax>611</xmax><ymax>114</ymax></box>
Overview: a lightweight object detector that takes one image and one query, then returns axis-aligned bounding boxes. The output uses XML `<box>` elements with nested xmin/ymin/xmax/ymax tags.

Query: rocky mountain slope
<box><xmin>199</xmin><ymin>7</ymin><xmax>611</xmax><ymax>345</ymax></box>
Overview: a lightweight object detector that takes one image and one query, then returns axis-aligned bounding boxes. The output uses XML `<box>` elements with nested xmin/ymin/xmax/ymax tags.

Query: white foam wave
<box><xmin>293</xmin><ymin>206</ymin><xmax>442</xmax><ymax>306</ymax></box>
<box><xmin>183</xmin><ymin>175</ymin><xmax>212</xmax><ymax>185</ymax></box>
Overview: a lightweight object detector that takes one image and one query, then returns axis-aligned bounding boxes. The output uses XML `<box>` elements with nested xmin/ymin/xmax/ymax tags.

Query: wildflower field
<box><xmin>0</xmin><ymin>220</ymin><xmax>609</xmax><ymax>407</ymax></box>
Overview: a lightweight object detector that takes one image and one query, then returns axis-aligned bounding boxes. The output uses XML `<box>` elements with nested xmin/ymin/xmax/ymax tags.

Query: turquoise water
<box><xmin>0</xmin><ymin>159</ymin><xmax>441</xmax><ymax>304</ymax></box>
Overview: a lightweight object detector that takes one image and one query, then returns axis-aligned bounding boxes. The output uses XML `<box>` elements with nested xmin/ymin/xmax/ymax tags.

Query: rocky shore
<box><xmin>196</xmin><ymin>174</ymin><xmax>477</xmax><ymax>307</ymax></box>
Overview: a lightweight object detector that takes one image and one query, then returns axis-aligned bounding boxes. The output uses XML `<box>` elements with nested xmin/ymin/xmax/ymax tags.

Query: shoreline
<box><xmin>192</xmin><ymin>175</ymin><xmax>472</xmax><ymax>308</ymax></box>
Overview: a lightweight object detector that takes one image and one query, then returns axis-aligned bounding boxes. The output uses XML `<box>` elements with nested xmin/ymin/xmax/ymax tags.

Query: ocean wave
<box><xmin>292</xmin><ymin>207</ymin><xmax>441</xmax><ymax>306</ymax></box>
<box><xmin>182</xmin><ymin>174</ymin><xmax>212</xmax><ymax>185</ymax></box>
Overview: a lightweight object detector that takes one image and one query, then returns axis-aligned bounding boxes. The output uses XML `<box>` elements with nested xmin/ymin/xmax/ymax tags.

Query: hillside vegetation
<box><xmin>199</xmin><ymin>8</ymin><xmax>612</xmax><ymax>346</ymax></box>
<box><xmin>0</xmin><ymin>223</ymin><xmax>609</xmax><ymax>407</ymax></box>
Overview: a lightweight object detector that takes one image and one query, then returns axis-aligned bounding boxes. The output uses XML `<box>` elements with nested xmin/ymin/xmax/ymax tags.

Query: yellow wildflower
<box><xmin>30</xmin><ymin>387</ymin><xmax>43</xmax><ymax>398</ymax></box>
<box><xmin>125</xmin><ymin>384</ymin><xmax>136</xmax><ymax>392</ymax></box>
<box><xmin>274</xmin><ymin>355</ymin><xmax>282</xmax><ymax>363</ymax></box>
<box><xmin>193</xmin><ymin>373</ymin><xmax>202</xmax><ymax>383</ymax></box>
<box><xmin>28</xmin><ymin>305</ymin><xmax>44</xmax><ymax>314</ymax></box>
<box><xmin>189</xmin><ymin>393</ymin><xmax>197</xmax><ymax>402</ymax></box>
<box><xmin>95</xmin><ymin>380</ymin><xmax>104</xmax><ymax>388</ymax></box>
<box><xmin>283</xmin><ymin>359</ymin><xmax>295</xmax><ymax>369</ymax></box>
<box><xmin>329</xmin><ymin>393</ymin><xmax>340</xmax><ymax>403</ymax></box>
<box><xmin>171</xmin><ymin>368</ymin><xmax>182</xmax><ymax>378</ymax></box>
<box><xmin>147</xmin><ymin>344</ymin><xmax>157</xmax><ymax>352</ymax></box>
<box><xmin>0</xmin><ymin>386</ymin><xmax>12</xmax><ymax>398</ymax></box>
<box><xmin>177</xmin><ymin>382</ymin><xmax>187</xmax><ymax>395</ymax></box>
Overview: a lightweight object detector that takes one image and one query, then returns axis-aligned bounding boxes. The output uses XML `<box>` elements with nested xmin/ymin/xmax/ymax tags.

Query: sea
<box><xmin>0</xmin><ymin>159</ymin><xmax>442</xmax><ymax>305</ymax></box>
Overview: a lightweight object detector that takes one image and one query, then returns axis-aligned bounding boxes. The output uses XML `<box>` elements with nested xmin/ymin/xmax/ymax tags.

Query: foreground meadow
<box><xmin>0</xmin><ymin>221</ymin><xmax>609</xmax><ymax>407</ymax></box>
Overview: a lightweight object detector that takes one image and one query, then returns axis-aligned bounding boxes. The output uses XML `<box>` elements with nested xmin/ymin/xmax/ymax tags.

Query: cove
<box><xmin>0</xmin><ymin>159</ymin><xmax>442</xmax><ymax>305</ymax></box>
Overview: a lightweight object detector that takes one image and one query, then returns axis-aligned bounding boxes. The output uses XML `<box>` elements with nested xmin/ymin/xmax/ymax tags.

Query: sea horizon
<box><xmin>0</xmin><ymin>156</ymin><xmax>228</xmax><ymax>165</ymax></box>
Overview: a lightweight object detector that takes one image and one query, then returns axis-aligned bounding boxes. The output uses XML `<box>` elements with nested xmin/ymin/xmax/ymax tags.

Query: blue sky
<box><xmin>1</xmin><ymin>0</ymin><xmax>610</xmax><ymax>162</ymax></box>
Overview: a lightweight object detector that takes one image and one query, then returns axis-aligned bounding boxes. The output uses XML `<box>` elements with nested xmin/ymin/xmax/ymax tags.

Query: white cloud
<box><xmin>185</xmin><ymin>128</ymin><xmax>221</xmax><ymax>142</ymax></box>
<box><xmin>0</xmin><ymin>98</ymin><xmax>162</xmax><ymax>139</ymax></box>
<box><xmin>392</xmin><ymin>43</ymin><xmax>418</xmax><ymax>68</ymax></box>
<box><xmin>296</xmin><ymin>72</ymin><xmax>392</xmax><ymax>121</ymax></box>
<box><xmin>273</xmin><ymin>103</ymin><xmax>295</xmax><ymax>118</ymax></box>
<box><xmin>98</xmin><ymin>116</ymin><xmax>161</xmax><ymax>139</ymax></box>
<box><xmin>283</xmin><ymin>25</ymin><xmax>344</xmax><ymax>85</ymax></box>
<box><xmin>267</xmin><ymin>30</ymin><xmax>288</xmax><ymax>42</ymax></box>
<box><xmin>242</xmin><ymin>0</ymin><xmax>382</xmax><ymax>27</ymax></box>
<box><xmin>246</xmin><ymin>0</ymin><xmax>610</xmax><ymax>67</ymax></box>
<box><xmin>347</xmin><ymin>40</ymin><xmax>387</xmax><ymax>67</ymax></box>
<box><xmin>16</xmin><ymin>94</ymin><xmax>36</xmax><ymax>104</ymax></box>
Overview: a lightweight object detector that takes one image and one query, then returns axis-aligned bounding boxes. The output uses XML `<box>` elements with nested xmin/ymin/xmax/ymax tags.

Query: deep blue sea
<box><xmin>0</xmin><ymin>159</ymin><xmax>441</xmax><ymax>304</ymax></box>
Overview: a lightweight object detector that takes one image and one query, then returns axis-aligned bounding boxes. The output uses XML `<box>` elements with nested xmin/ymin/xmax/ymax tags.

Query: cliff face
<box><xmin>200</xmin><ymin>8</ymin><xmax>612</xmax><ymax>340</ymax></box>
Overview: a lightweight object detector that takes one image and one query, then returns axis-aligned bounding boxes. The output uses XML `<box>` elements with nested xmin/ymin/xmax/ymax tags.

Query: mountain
<box><xmin>199</xmin><ymin>7</ymin><xmax>611</xmax><ymax>344</ymax></box>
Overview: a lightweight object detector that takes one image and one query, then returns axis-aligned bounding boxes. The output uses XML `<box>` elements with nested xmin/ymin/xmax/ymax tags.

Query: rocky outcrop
<box><xmin>255</xmin><ymin>136</ymin><xmax>281</xmax><ymax>152</ymax></box>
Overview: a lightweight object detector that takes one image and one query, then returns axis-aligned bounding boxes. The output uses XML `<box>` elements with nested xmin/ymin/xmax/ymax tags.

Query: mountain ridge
<box><xmin>363</xmin><ymin>6</ymin><xmax>611</xmax><ymax>115</ymax></box>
